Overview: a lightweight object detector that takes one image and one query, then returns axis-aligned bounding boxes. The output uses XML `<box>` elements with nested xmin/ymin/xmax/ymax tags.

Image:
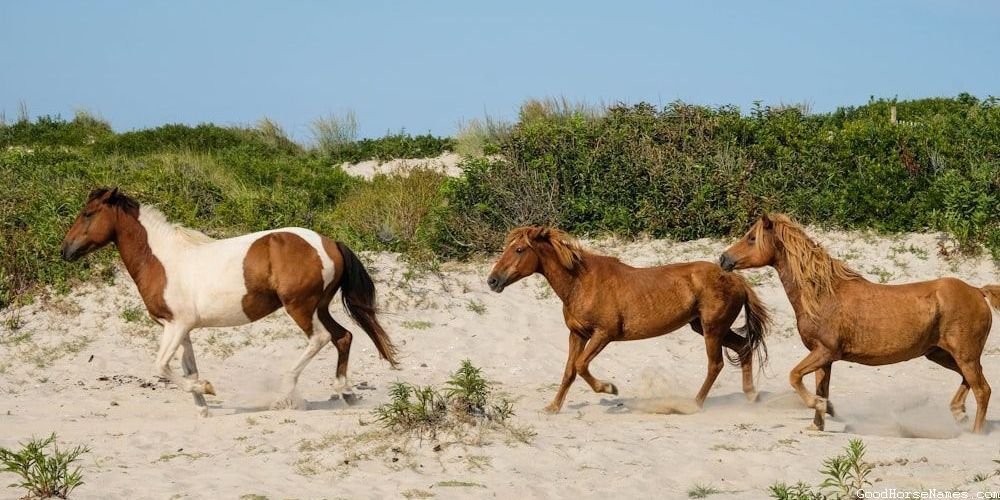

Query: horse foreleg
<box><xmin>814</xmin><ymin>363</ymin><xmax>835</xmax><ymax>417</ymax></box>
<box><xmin>544</xmin><ymin>332</ymin><xmax>585</xmax><ymax>413</ymax></box>
<box><xmin>574</xmin><ymin>332</ymin><xmax>617</xmax><ymax>396</ymax></box>
<box><xmin>155</xmin><ymin>323</ymin><xmax>214</xmax><ymax>404</ymax></box>
<box><xmin>789</xmin><ymin>349</ymin><xmax>834</xmax><ymax>430</ymax></box>
<box><xmin>695</xmin><ymin>330</ymin><xmax>725</xmax><ymax>407</ymax></box>
<box><xmin>178</xmin><ymin>338</ymin><xmax>209</xmax><ymax>417</ymax></box>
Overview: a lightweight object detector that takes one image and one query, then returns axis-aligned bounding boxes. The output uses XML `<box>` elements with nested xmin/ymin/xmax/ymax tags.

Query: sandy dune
<box><xmin>2</xmin><ymin>230</ymin><xmax>999</xmax><ymax>499</ymax></box>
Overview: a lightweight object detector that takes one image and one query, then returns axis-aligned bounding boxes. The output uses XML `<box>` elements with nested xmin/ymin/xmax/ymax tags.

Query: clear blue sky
<box><xmin>2</xmin><ymin>1</ymin><xmax>998</xmax><ymax>140</ymax></box>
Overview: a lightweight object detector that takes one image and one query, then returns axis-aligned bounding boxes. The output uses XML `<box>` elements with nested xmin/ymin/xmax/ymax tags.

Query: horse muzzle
<box><xmin>61</xmin><ymin>242</ymin><xmax>82</xmax><ymax>262</ymax></box>
<box><xmin>718</xmin><ymin>253</ymin><xmax>736</xmax><ymax>272</ymax></box>
<box><xmin>487</xmin><ymin>274</ymin><xmax>507</xmax><ymax>293</ymax></box>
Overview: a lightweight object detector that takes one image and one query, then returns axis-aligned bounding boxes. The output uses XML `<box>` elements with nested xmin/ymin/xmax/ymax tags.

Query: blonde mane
<box><xmin>139</xmin><ymin>205</ymin><xmax>216</xmax><ymax>246</ymax></box>
<box><xmin>762</xmin><ymin>214</ymin><xmax>860</xmax><ymax>319</ymax></box>
<box><xmin>505</xmin><ymin>226</ymin><xmax>586</xmax><ymax>271</ymax></box>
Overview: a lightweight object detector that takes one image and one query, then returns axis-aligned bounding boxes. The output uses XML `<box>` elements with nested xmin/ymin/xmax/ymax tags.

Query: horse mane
<box><xmin>763</xmin><ymin>213</ymin><xmax>860</xmax><ymax>319</ymax></box>
<box><xmin>505</xmin><ymin>226</ymin><xmax>587</xmax><ymax>271</ymax></box>
<box><xmin>139</xmin><ymin>206</ymin><xmax>216</xmax><ymax>245</ymax></box>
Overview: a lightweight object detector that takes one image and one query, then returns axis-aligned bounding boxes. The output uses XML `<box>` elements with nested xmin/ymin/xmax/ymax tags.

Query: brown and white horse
<box><xmin>62</xmin><ymin>188</ymin><xmax>398</xmax><ymax>416</ymax></box>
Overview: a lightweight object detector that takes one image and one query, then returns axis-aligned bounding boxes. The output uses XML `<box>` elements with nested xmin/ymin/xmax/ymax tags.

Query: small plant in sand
<box><xmin>688</xmin><ymin>483</ymin><xmax>722</xmax><ymax>498</ymax></box>
<box><xmin>769</xmin><ymin>439</ymin><xmax>873</xmax><ymax>500</ymax></box>
<box><xmin>0</xmin><ymin>433</ymin><xmax>90</xmax><ymax>499</ymax></box>
<box><xmin>119</xmin><ymin>305</ymin><xmax>145</xmax><ymax>323</ymax></box>
<box><xmin>372</xmin><ymin>360</ymin><xmax>527</xmax><ymax>441</ymax></box>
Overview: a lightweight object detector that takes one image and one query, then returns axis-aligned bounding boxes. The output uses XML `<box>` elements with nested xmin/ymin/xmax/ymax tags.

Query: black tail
<box><xmin>727</xmin><ymin>276</ymin><xmax>771</xmax><ymax>367</ymax></box>
<box><xmin>336</xmin><ymin>241</ymin><xmax>398</xmax><ymax>367</ymax></box>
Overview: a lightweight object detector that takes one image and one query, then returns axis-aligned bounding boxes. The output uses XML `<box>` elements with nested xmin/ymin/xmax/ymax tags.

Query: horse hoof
<box><xmin>826</xmin><ymin>401</ymin><xmax>836</xmax><ymax>417</ymax></box>
<box><xmin>607</xmin><ymin>383</ymin><xmax>619</xmax><ymax>396</ymax></box>
<box><xmin>953</xmin><ymin>411</ymin><xmax>969</xmax><ymax>424</ymax></box>
<box><xmin>201</xmin><ymin>381</ymin><xmax>216</xmax><ymax>396</ymax></box>
<box><xmin>342</xmin><ymin>393</ymin><xmax>361</xmax><ymax>405</ymax></box>
<box><xmin>543</xmin><ymin>403</ymin><xmax>561</xmax><ymax>414</ymax></box>
<box><xmin>745</xmin><ymin>390</ymin><xmax>759</xmax><ymax>403</ymax></box>
<box><xmin>197</xmin><ymin>407</ymin><xmax>211</xmax><ymax>418</ymax></box>
<box><xmin>807</xmin><ymin>422</ymin><xmax>825</xmax><ymax>431</ymax></box>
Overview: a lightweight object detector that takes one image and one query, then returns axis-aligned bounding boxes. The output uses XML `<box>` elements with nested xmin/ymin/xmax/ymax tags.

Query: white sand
<box><xmin>340</xmin><ymin>152</ymin><xmax>464</xmax><ymax>179</ymax></box>
<box><xmin>2</xmin><ymin>230</ymin><xmax>999</xmax><ymax>499</ymax></box>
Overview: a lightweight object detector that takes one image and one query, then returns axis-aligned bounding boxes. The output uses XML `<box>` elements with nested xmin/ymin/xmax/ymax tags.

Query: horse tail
<box><xmin>335</xmin><ymin>241</ymin><xmax>399</xmax><ymax>367</ymax></box>
<box><xmin>728</xmin><ymin>275</ymin><xmax>772</xmax><ymax>367</ymax></box>
<box><xmin>983</xmin><ymin>285</ymin><xmax>1000</xmax><ymax>312</ymax></box>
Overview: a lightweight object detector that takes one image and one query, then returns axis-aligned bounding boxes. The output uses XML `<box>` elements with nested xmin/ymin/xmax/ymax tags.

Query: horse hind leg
<box><xmin>274</xmin><ymin>301</ymin><xmax>330</xmax><ymax>409</ymax></box>
<box><xmin>815</xmin><ymin>363</ymin><xmax>834</xmax><ymax>417</ymax></box>
<box><xmin>953</xmin><ymin>355</ymin><xmax>991</xmax><ymax>434</ymax></box>
<box><xmin>925</xmin><ymin>347</ymin><xmax>970</xmax><ymax>423</ymax></box>
<box><xmin>317</xmin><ymin>306</ymin><xmax>357</xmax><ymax>404</ymax></box>
<box><xmin>721</xmin><ymin>329</ymin><xmax>757</xmax><ymax>403</ymax></box>
<box><xmin>694</xmin><ymin>328</ymin><xmax>726</xmax><ymax>407</ymax></box>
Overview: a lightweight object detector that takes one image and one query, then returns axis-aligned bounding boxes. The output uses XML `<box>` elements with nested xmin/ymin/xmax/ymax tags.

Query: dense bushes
<box><xmin>437</xmin><ymin>96</ymin><xmax>1000</xmax><ymax>259</ymax></box>
<box><xmin>324</xmin><ymin>133</ymin><xmax>454</xmax><ymax>163</ymax></box>
<box><xmin>1</xmin><ymin>95</ymin><xmax>998</xmax><ymax>308</ymax></box>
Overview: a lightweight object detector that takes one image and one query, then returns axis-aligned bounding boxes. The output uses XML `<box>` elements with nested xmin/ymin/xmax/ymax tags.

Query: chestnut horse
<box><xmin>720</xmin><ymin>213</ymin><xmax>998</xmax><ymax>433</ymax></box>
<box><xmin>488</xmin><ymin>226</ymin><xmax>771</xmax><ymax>413</ymax></box>
<box><xmin>62</xmin><ymin>188</ymin><xmax>398</xmax><ymax>416</ymax></box>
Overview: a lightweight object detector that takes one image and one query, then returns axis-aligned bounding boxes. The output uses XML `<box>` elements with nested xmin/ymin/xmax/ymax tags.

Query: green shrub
<box><xmin>436</xmin><ymin>96</ymin><xmax>1000</xmax><ymax>258</ymax></box>
<box><xmin>325</xmin><ymin>132</ymin><xmax>454</xmax><ymax>164</ymax></box>
<box><xmin>769</xmin><ymin>439</ymin><xmax>873</xmax><ymax>500</ymax></box>
<box><xmin>372</xmin><ymin>360</ymin><xmax>518</xmax><ymax>437</ymax></box>
<box><xmin>0</xmin><ymin>433</ymin><xmax>90</xmax><ymax>499</ymax></box>
<box><xmin>326</xmin><ymin>168</ymin><xmax>445</xmax><ymax>254</ymax></box>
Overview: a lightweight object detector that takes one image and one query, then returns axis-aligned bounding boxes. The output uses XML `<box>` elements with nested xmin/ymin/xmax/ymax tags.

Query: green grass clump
<box><xmin>769</xmin><ymin>439</ymin><xmax>873</xmax><ymax>500</ymax></box>
<box><xmin>0</xmin><ymin>433</ymin><xmax>90</xmax><ymax>499</ymax></box>
<box><xmin>373</xmin><ymin>360</ymin><xmax>520</xmax><ymax>438</ymax></box>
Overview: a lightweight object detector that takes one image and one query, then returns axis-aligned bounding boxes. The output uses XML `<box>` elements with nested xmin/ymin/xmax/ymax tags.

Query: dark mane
<box><xmin>89</xmin><ymin>187</ymin><xmax>140</xmax><ymax>217</ymax></box>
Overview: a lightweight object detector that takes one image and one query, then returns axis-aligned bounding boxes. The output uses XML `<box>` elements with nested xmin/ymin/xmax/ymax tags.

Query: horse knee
<box><xmin>334</xmin><ymin>330</ymin><xmax>352</xmax><ymax>350</ymax></box>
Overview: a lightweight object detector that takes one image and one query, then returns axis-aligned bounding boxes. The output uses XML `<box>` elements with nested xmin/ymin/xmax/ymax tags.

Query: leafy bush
<box><xmin>372</xmin><ymin>360</ymin><xmax>519</xmax><ymax>437</ymax></box>
<box><xmin>325</xmin><ymin>132</ymin><xmax>454</xmax><ymax>164</ymax></box>
<box><xmin>769</xmin><ymin>439</ymin><xmax>873</xmax><ymax>500</ymax></box>
<box><xmin>0</xmin><ymin>433</ymin><xmax>90</xmax><ymax>499</ymax></box>
<box><xmin>327</xmin><ymin>167</ymin><xmax>445</xmax><ymax>254</ymax></box>
<box><xmin>436</xmin><ymin>96</ymin><xmax>1000</xmax><ymax>259</ymax></box>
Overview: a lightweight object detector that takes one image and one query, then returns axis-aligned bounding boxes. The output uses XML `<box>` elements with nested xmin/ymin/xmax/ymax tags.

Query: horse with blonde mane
<box><xmin>488</xmin><ymin>226</ymin><xmax>771</xmax><ymax>413</ymax></box>
<box><xmin>62</xmin><ymin>188</ymin><xmax>398</xmax><ymax>416</ymax></box>
<box><xmin>720</xmin><ymin>213</ymin><xmax>998</xmax><ymax>433</ymax></box>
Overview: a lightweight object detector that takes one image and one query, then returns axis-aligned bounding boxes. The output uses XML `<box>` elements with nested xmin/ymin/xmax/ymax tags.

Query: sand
<box><xmin>339</xmin><ymin>153</ymin><xmax>464</xmax><ymax>179</ymax></box>
<box><xmin>2</xmin><ymin>230</ymin><xmax>999</xmax><ymax>499</ymax></box>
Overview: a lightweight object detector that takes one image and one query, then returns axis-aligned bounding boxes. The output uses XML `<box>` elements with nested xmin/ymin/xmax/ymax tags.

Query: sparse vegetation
<box><xmin>769</xmin><ymin>439</ymin><xmax>873</xmax><ymax>500</ymax></box>
<box><xmin>0</xmin><ymin>433</ymin><xmax>90</xmax><ymax>499</ymax></box>
<box><xmin>372</xmin><ymin>360</ymin><xmax>529</xmax><ymax>443</ymax></box>
<box><xmin>401</xmin><ymin>320</ymin><xmax>433</xmax><ymax>330</ymax></box>
<box><xmin>119</xmin><ymin>305</ymin><xmax>145</xmax><ymax>323</ymax></box>
<box><xmin>688</xmin><ymin>484</ymin><xmax>723</xmax><ymax>498</ymax></box>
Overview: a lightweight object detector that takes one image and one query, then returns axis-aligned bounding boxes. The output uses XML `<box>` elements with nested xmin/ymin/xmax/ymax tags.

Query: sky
<box><xmin>2</xmin><ymin>1</ymin><xmax>998</xmax><ymax>140</ymax></box>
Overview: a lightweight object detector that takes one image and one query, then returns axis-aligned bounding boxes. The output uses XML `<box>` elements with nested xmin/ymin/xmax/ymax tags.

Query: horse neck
<box><xmin>771</xmin><ymin>252</ymin><xmax>809</xmax><ymax>320</ymax></box>
<box><xmin>112</xmin><ymin>209</ymin><xmax>168</xmax><ymax>286</ymax></box>
<box><xmin>536</xmin><ymin>246</ymin><xmax>582</xmax><ymax>303</ymax></box>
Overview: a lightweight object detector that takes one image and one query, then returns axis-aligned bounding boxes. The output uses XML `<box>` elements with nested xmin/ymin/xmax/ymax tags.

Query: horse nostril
<box><xmin>487</xmin><ymin>277</ymin><xmax>498</xmax><ymax>287</ymax></box>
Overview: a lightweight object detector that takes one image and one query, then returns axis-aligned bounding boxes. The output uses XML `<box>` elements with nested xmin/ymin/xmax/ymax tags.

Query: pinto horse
<box><xmin>487</xmin><ymin>226</ymin><xmax>771</xmax><ymax>413</ymax></box>
<box><xmin>62</xmin><ymin>188</ymin><xmax>398</xmax><ymax>416</ymax></box>
<box><xmin>720</xmin><ymin>213</ymin><xmax>998</xmax><ymax>433</ymax></box>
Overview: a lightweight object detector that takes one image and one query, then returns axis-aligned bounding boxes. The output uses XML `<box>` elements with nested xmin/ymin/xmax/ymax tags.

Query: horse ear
<box><xmin>761</xmin><ymin>214</ymin><xmax>773</xmax><ymax>230</ymax></box>
<box><xmin>528</xmin><ymin>226</ymin><xmax>549</xmax><ymax>241</ymax></box>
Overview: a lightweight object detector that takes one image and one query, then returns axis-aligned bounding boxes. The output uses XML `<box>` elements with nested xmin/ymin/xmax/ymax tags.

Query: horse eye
<box><xmin>748</xmin><ymin>236</ymin><xmax>757</xmax><ymax>243</ymax></box>
<box><xmin>515</xmin><ymin>247</ymin><xmax>524</xmax><ymax>254</ymax></box>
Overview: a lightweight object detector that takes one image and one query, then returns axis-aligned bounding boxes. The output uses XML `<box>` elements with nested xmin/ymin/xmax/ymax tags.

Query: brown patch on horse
<box><xmin>241</xmin><ymin>232</ymin><xmax>325</xmax><ymax>325</ymax></box>
<box><xmin>757</xmin><ymin>214</ymin><xmax>860</xmax><ymax>319</ymax></box>
<box><xmin>62</xmin><ymin>188</ymin><xmax>173</xmax><ymax>322</ymax></box>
